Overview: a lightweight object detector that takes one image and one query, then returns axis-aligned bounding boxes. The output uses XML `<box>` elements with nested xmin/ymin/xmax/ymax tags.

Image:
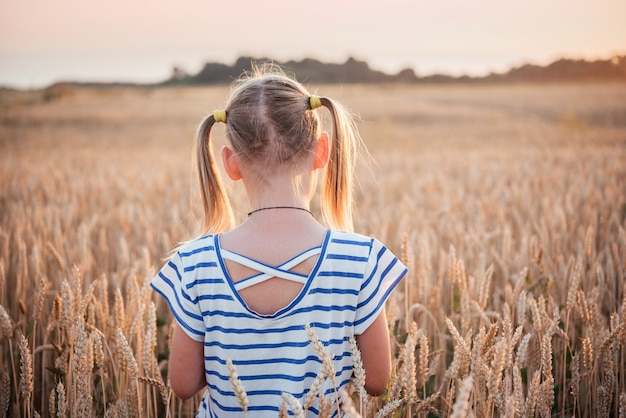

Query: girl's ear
<box><xmin>313</xmin><ymin>132</ymin><xmax>329</xmax><ymax>170</ymax></box>
<box><xmin>222</xmin><ymin>146</ymin><xmax>242</xmax><ymax>180</ymax></box>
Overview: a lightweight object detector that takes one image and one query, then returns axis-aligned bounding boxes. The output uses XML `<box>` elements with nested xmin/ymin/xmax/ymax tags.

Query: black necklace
<box><xmin>247</xmin><ymin>206</ymin><xmax>313</xmax><ymax>217</ymax></box>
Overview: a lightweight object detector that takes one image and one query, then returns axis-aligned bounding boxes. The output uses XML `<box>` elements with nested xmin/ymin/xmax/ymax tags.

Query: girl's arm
<box><xmin>355</xmin><ymin>309</ymin><xmax>392</xmax><ymax>396</ymax></box>
<box><xmin>169</xmin><ymin>322</ymin><xmax>207</xmax><ymax>399</ymax></box>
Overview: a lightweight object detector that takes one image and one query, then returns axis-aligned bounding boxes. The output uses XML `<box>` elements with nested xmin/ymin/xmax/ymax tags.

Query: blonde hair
<box><xmin>195</xmin><ymin>64</ymin><xmax>360</xmax><ymax>233</ymax></box>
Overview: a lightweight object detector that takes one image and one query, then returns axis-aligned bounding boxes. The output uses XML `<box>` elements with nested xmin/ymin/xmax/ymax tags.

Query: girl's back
<box><xmin>150</xmin><ymin>66</ymin><xmax>407</xmax><ymax>416</ymax></box>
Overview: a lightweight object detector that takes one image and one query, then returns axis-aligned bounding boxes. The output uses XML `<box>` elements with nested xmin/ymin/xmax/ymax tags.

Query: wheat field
<box><xmin>0</xmin><ymin>82</ymin><xmax>625</xmax><ymax>417</ymax></box>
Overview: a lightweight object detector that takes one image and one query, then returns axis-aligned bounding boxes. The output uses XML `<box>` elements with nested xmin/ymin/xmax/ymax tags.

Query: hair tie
<box><xmin>309</xmin><ymin>95</ymin><xmax>322</xmax><ymax>110</ymax></box>
<box><xmin>213</xmin><ymin>109</ymin><xmax>227</xmax><ymax>123</ymax></box>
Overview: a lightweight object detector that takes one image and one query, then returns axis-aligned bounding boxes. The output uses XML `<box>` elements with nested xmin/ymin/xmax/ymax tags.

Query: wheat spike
<box><xmin>481</xmin><ymin>322</ymin><xmax>498</xmax><ymax>356</ymax></box>
<box><xmin>540</xmin><ymin>330</ymin><xmax>554</xmax><ymax>380</ymax></box>
<box><xmin>60</xmin><ymin>279</ymin><xmax>74</xmax><ymax>331</ymax></box>
<box><xmin>599</xmin><ymin>351</ymin><xmax>616</xmax><ymax>415</ymax></box>
<box><xmin>1</xmin><ymin>365</ymin><xmax>10</xmax><ymax>418</ymax></box>
<box><xmin>488</xmin><ymin>339</ymin><xmax>507</xmax><ymax>413</ymax></box>
<box><xmin>576</xmin><ymin>289</ymin><xmax>590</xmax><ymax>324</ymax></box>
<box><xmin>512</xmin><ymin>364</ymin><xmax>525</xmax><ymax>417</ymax></box>
<box><xmin>56</xmin><ymin>382</ymin><xmax>67</xmax><ymax>418</ymax></box>
<box><xmin>402</xmin><ymin>322</ymin><xmax>418</xmax><ymax>404</ymax></box>
<box><xmin>478</xmin><ymin>264</ymin><xmax>493</xmax><ymax>309</ymax></box>
<box><xmin>52</xmin><ymin>294</ymin><xmax>62</xmax><ymax>322</ymax></box>
<box><xmin>143</xmin><ymin>302</ymin><xmax>157</xmax><ymax>375</ymax></box>
<box><xmin>33</xmin><ymin>274</ymin><xmax>50</xmax><ymax>322</ymax></box>
<box><xmin>137</xmin><ymin>376</ymin><xmax>168</xmax><ymax>406</ymax></box>
<box><xmin>318</xmin><ymin>394</ymin><xmax>333</xmax><ymax>418</ymax></box>
<box><xmin>305</xmin><ymin>324</ymin><xmax>335</xmax><ymax>379</ymax></box>
<box><xmin>339</xmin><ymin>387</ymin><xmax>362</xmax><ymax>418</ymax></box>
<box><xmin>278</xmin><ymin>401</ymin><xmax>288</xmax><ymax>418</ymax></box>
<box><xmin>126</xmin><ymin>379</ymin><xmax>140</xmax><ymax>418</ymax></box>
<box><xmin>537</xmin><ymin>374</ymin><xmax>554</xmax><ymax>418</ymax></box>
<box><xmin>49</xmin><ymin>385</ymin><xmax>57</xmax><ymax>418</ymax></box>
<box><xmin>92</xmin><ymin>331</ymin><xmax>105</xmax><ymax>371</ymax></box>
<box><xmin>618</xmin><ymin>392</ymin><xmax>626</xmax><ymax>418</ymax></box>
<box><xmin>0</xmin><ymin>305</ymin><xmax>13</xmax><ymax>338</ymax></box>
<box><xmin>525</xmin><ymin>370</ymin><xmax>541</xmax><ymax>417</ymax></box>
<box><xmin>445</xmin><ymin>318</ymin><xmax>471</xmax><ymax>378</ymax></box>
<box><xmin>582</xmin><ymin>336</ymin><xmax>593</xmax><ymax>371</ymax></box>
<box><xmin>417</xmin><ymin>331</ymin><xmax>429</xmax><ymax>389</ymax></box>
<box><xmin>566</xmin><ymin>261</ymin><xmax>582</xmax><ymax>309</ymax></box>
<box><xmin>226</xmin><ymin>358</ymin><xmax>248</xmax><ymax>414</ymax></box>
<box><xmin>71</xmin><ymin>319</ymin><xmax>94</xmax><ymax>417</ymax></box>
<box><xmin>17</xmin><ymin>330</ymin><xmax>33</xmax><ymax>399</ymax></box>
<box><xmin>304</xmin><ymin>371</ymin><xmax>325</xmax><ymax>411</ymax></box>
<box><xmin>281</xmin><ymin>392</ymin><xmax>305</xmax><ymax>418</ymax></box>
<box><xmin>450</xmin><ymin>375</ymin><xmax>473</xmax><ymax>418</ymax></box>
<box><xmin>349</xmin><ymin>335</ymin><xmax>367</xmax><ymax>405</ymax></box>
<box><xmin>114</xmin><ymin>288</ymin><xmax>126</xmax><ymax>331</ymax></box>
<box><xmin>374</xmin><ymin>399</ymin><xmax>402</xmax><ymax>418</ymax></box>
<box><xmin>116</xmin><ymin>328</ymin><xmax>138</xmax><ymax>379</ymax></box>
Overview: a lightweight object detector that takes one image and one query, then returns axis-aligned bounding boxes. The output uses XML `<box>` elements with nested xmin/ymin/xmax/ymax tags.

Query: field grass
<box><xmin>0</xmin><ymin>81</ymin><xmax>625</xmax><ymax>417</ymax></box>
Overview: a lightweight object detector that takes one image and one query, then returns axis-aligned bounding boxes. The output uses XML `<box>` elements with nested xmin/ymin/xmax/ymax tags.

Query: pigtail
<box><xmin>318</xmin><ymin>97</ymin><xmax>359</xmax><ymax>232</ymax></box>
<box><xmin>195</xmin><ymin>114</ymin><xmax>234</xmax><ymax>234</ymax></box>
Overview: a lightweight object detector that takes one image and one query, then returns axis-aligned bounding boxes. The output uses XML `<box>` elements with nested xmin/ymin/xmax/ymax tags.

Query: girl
<box><xmin>151</xmin><ymin>66</ymin><xmax>407</xmax><ymax>417</ymax></box>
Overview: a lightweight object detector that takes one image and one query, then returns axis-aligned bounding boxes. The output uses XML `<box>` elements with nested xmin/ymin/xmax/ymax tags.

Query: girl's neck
<box><xmin>243</xmin><ymin>168</ymin><xmax>317</xmax><ymax>216</ymax></box>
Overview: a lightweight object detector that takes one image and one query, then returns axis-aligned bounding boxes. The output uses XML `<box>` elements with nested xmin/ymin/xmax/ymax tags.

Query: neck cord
<box><xmin>247</xmin><ymin>206</ymin><xmax>312</xmax><ymax>217</ymax></box>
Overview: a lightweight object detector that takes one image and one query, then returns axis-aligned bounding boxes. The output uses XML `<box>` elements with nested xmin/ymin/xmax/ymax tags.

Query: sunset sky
<box><xmin>1</xmin><ymin>0</ymin><xmax>624</xmax><ymax>88</ymax></box>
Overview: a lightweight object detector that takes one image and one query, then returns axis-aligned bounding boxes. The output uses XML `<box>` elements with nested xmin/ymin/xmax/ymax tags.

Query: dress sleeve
<box><xmin>150</xmin><ymin>251</ymin><xmax>205</xmax><ymax>342</ymax></box>
<box><xmin>354</xmin><ymin>238</ymin><xmax>408</xmax><ymax>335</ymax></box>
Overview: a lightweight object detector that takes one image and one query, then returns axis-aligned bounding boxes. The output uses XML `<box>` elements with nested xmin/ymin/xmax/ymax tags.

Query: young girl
<box><xmin>151</xmin><ymin>66</ymin><xmax>407</xmax><ymax>417</ymax></box>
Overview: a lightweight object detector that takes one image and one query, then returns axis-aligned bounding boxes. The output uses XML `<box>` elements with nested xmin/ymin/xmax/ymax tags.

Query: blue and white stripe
<box><xmin>151</xmin><ymin>230</ymin><xmax>407</xmax><ymax>417</ymax></box>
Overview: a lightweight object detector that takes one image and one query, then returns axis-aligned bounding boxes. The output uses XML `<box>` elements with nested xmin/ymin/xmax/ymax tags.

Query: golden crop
<box><xmin>0</xmin><ymin>82</ymin><xmax>624</xmax><ymax>417</ymax></box>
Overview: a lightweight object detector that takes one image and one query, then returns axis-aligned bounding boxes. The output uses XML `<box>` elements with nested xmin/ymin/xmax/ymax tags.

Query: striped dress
<box><xmin>151</xmin><ymin>229</ymin><xmax>407</xmax><ymax>417</ymax></box>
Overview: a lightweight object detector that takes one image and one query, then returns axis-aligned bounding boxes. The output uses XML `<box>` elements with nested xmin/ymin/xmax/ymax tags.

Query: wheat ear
<box><xmin>349</xmin><ymin>335</ymin><xmax>367</xmax><ymax>410</ymax></box>
<box><xmin>374</xmin><ymin>399</ymin><xmax>402</xmax><ymax>418</ymax></box>
<box><xmin>450</xmin><ymin>375</ymin><xmax>473</xmax><ymax>418</ymax></box>
<box><xmin>281</xmin><ymin>392</ymin><xmax>305</xmax><ymax>418</ymax></box>
<box><xmin>0</xmin><ymin>365</ymin><xmax>9</xmax><ymax>418</ymax></box>
<box><xmin>17</xmin><ymin>330</ymin><xmax>33</xmax><ymax>416</ymax></box>
<box><xmin>339</xmin><ymin>387</ymin><xmax>362</xmax><ymax>418</ymax></box>
<box><xmin>226</xmin><ymin>359</ymin><xmax>248</xmax><ymax>415</ymax></box>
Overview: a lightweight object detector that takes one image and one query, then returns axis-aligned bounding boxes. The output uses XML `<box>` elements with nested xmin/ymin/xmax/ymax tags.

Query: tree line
<box><xmin>163</xmin><ymin>55</ymin><xmax>626</xmax><ymax>85</ymax></box>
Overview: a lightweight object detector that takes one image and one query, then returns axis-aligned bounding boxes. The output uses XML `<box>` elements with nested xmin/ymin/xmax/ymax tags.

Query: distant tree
<box><xmin>171</xmin><ymin>66</ymin><xmax>188</xmax><ymax>81</ymax></box>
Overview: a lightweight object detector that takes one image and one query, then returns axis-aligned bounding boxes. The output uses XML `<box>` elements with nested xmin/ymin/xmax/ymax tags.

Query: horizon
<box><xmin>4</xmin><ymin>53</ymin><xmax>619</xmax><ymax>89</ymax></box>
<box><xmin>1</xmin><ymin>0</ymin><xmax>625</xmax><ymax>89</ymax></box>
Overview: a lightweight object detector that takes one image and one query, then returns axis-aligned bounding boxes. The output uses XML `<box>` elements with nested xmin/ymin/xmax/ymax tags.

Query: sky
<box><xmin>1</xmin><ymin>0</ymin><xmax>625</xmax><ymax>88</ymax></box>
